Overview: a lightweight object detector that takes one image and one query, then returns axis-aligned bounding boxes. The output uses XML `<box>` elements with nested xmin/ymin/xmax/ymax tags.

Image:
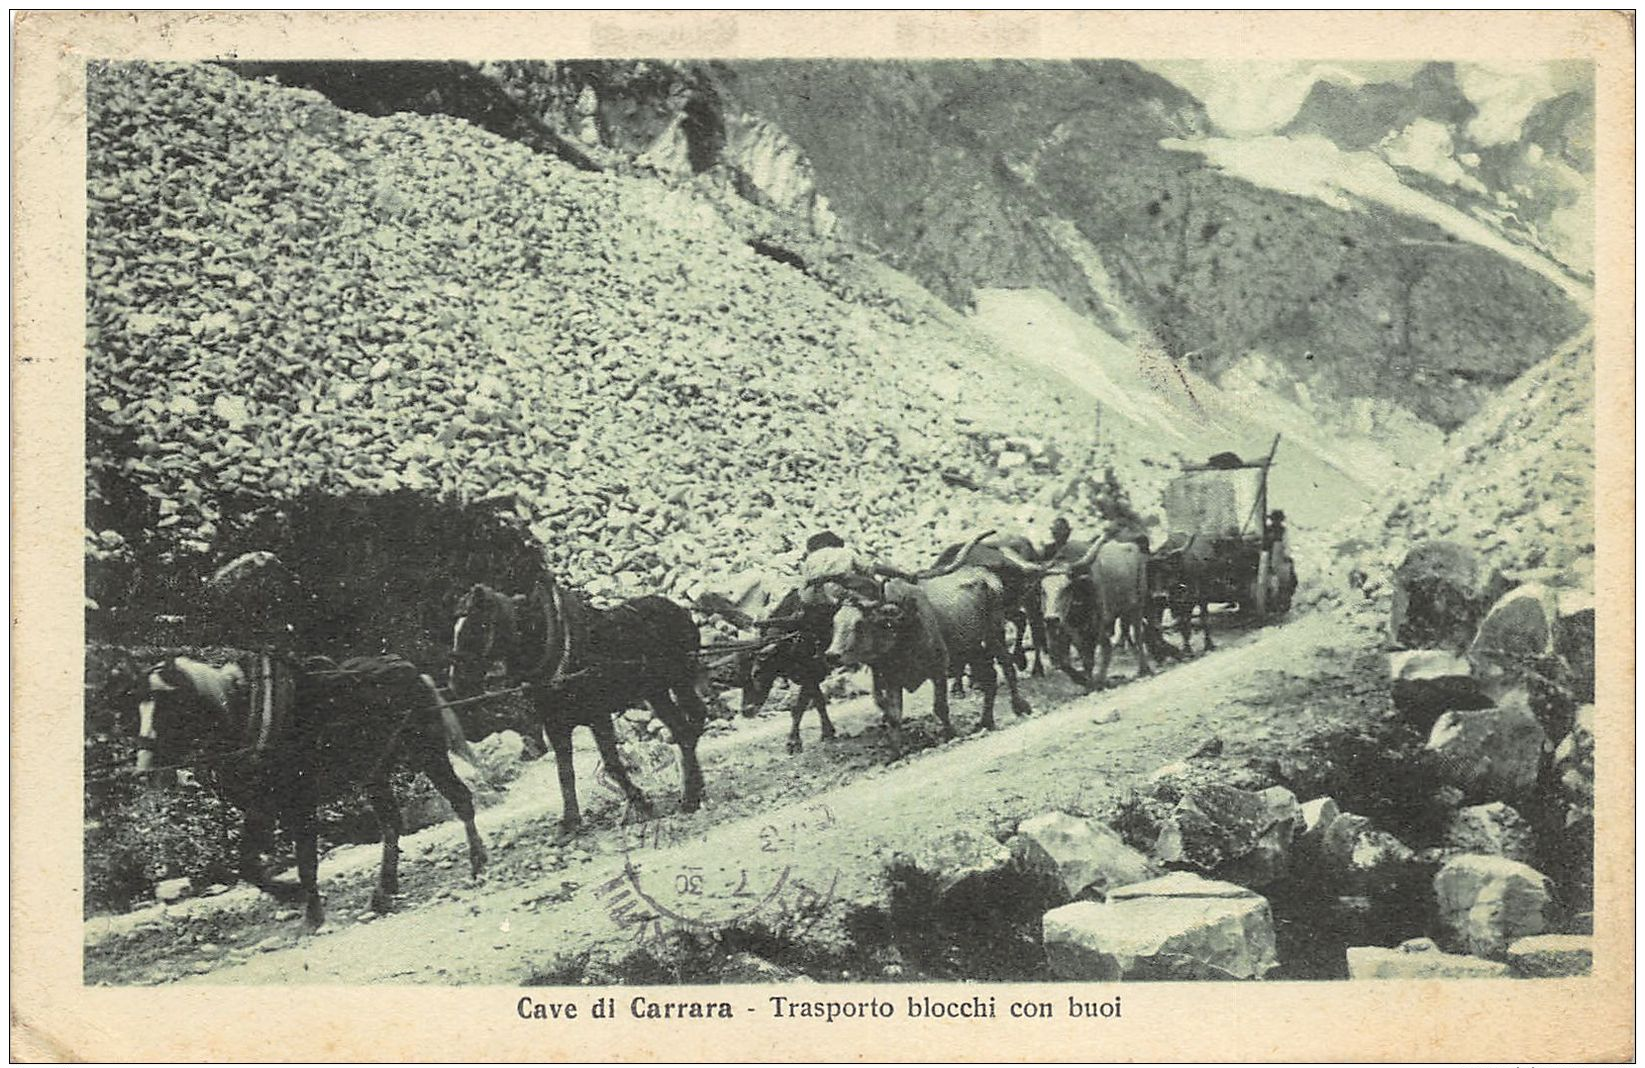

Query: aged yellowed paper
<box><xmin>15</xmin><ymin>9</ymin><xmax>1635</xmax><ymax>1062</ymax></box>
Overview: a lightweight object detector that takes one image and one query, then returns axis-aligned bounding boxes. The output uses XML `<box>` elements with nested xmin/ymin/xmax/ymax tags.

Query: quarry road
<box><xmin>85</xmin><ymin>607</ymin><xmax>1378</xmax><ymax>986</ymax></box>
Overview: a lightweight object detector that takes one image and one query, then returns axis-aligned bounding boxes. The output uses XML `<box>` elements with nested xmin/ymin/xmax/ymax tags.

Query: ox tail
<box><xmin>420</xmin><ymin>673</ymin><xmax>496</xmax><ymax>786</ymax></box>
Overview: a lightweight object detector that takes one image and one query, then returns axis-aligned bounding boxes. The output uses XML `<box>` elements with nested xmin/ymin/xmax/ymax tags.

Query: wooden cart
<box><xmin>1160</xmin><ymin>434</ymin><xmax>1296</xmax><ymax>619</ymax></box>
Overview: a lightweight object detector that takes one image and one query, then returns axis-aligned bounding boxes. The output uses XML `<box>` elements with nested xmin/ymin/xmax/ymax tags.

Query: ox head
<box><xmin>131</xmin><ymin>657</ymin><xmax>241</xmax><ymax>778</ymax></box>
<box><xmin>741</xmin><ymin>597</ymin><xmax>833</xmax><ymax>715</ymax></box>
<box><xmin>450</xmin><ymin>583</ymin><xmax>518</xmax><ymax>699</ymax></box>
<box><xmin>824</xmin><ymin>586</ymin><xmax>909</xmax><ymax>669</ymax></box>
<box><xmin>741</xmin><ymin>634</ymin><xmax>798</xmax><ymax>716</ymax></box>
<box><xmin>1041</xmin><ymin>560</ymin><xmax>1096</xmax><ymax>669</ymax></box>
<box><xmin>1042</xmin><ymin>569</ymin><xmax>1087</xmax><ymax>627</ymax></box>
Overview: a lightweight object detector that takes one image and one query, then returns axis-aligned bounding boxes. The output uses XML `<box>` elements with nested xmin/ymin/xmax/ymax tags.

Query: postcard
<box><xmin>13</xmin><ymin>9</ymin><xmax>1633</xmax><ymax>1062</ymax></box>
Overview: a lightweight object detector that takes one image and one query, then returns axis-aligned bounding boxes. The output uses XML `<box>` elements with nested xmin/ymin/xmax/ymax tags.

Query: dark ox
<box><xmin>450</xmin><ymin>578</ymin><xmax>708</xmax><ymax>841</ymax></box>
<box><xmin>1148</xmin><ymin>533</ymin><xmax>1216</xmax><ymax>655</ymax></box>
<box><xmin>1041</xmin><ymin>539</ymin><xmax>1156</xmax><ymax>689</ymax></box>
<box><xmin>824</xmin><ymin>565</ymin><xmax>1031</xmax><ymax>735</ymax></box>
<box><xmin>1040</xmin><ymin>538</ymin><xmax>1095</xmax><ymax>683</ymax></box>
<box><xmin>696</xmin><ymin>578</ymin><xmax>838</xmax><ymax>755</ymax></box>
<box><xmin>738</xmin><ymin>588</ymin><xmax>839</xmax><ymax>753</ymax></box>
<box><xmin>931</xmin><ymin>532</ymin><xmax>1049</xmax><ymax>678</ymax></box>
<box><xmin>129</xmin><ymin>652</ymin><xmax>488</xmax><ymax>931</ymax></box>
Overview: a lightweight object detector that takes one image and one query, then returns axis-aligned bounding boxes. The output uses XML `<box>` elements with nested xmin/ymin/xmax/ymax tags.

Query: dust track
<box><xmin>86</xmin><ymin>608</ymin><xmax>1377</xmax><ymax>986</ymax></box>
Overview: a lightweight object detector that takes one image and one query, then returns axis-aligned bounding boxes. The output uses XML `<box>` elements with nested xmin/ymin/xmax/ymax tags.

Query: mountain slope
<box><xmin>1282</xmin><ymin>62</ymin><xmax>1479</xmax><ymax>151</ymax></box>
<box><xmin>485</xmin><ymin>58</ymin><xmax>1587</xmax><ymax>431</ymax></box>
<box><xmin>85</xmin><ymin>62</ymin><xmax>1136</xmax><ymax>632</ymax></box>
<box><xmin>204</xmin><ymin>59</ymin><xmax>1591</xmax><ymax>433</ymax></box>
<box><xmin>1280</xmin><ymin>61</ymin><xmax>1594</xmax><ymax>277</ymax></box>
<box><xmin>1325</xmin><ymin>330</ymin><xmax>1596</xmax><ymax>601</ymax></box>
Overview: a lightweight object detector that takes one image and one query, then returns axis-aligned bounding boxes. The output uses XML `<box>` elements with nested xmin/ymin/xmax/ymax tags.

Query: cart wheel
<box><xmin>1273</xmin><ymin>553</ymin><xmax>1296</xmax><ymax>615</ymax></box>
<box><xmin>1246</xmin><ymin>552</ymin><xmax>1270</xmax><ymax>622</ymax></box>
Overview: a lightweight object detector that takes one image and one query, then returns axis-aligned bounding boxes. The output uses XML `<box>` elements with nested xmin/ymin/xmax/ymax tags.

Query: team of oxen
<box><xmin>110</xmin><ymin>525</ymin><xmax>1221</xmax><ymax>931</ymax></box>
<box><xmin>712</xmin><ymin>526</ymin><xmax>1216</xmax><ymax>753</ymax></box>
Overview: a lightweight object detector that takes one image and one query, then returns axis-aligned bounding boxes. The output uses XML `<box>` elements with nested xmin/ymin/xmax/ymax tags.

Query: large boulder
<box><xmin>1425</xmin><ymin>694</ymin><xmax>1547</xmax><ymax>801</ymax></box>
<box><xmin>1390</xmin><ymin>541</ymin><xmax>1505</xmax><ymax>651</ymax></box>
<box><xmin>1347</xmin><ymin>938</ymin><xmax>1512</xmax><ymax>980</ymax></box>
<box><xmin>1470</xmin><ymin>584</ymin><xmax>1561</xmax><ymax>670</ymax></box>
<box><xmin>1556</xmin><ymin>590</ymin><xmax>1595</xmax><ymax>704</ymax></box>
<box><xmin>1389</xmin><ymin>650</ymin><xmax>1492</xmax><ymax>728</ymax></box>
<box><xmin>1295</xmin><ymin>796</ymin><xmax>1340</xmax><ymax>861</ymax></box>
<box><xmin>1042</xmin><ymin>873</ymin><xmax>1278</xmax><ymax>981</ymax></box>
<box><xmin>896</xmin><ymin>827</ymin><xmax>1017</xmax><ymax>913</ymax></box>
<box><xmin>1316</xmin><ymin>812</ymin><xmax>1418</xmax><ymax>897</ymax></box>
<box><xmin>1505</xmin><ymin>934</ymin><xmax>1593</xmax><ymax>978</ymax></box>
<box><xmin>1009</xmin><ymin>812</ymin><xmax>1156</xmax><ymax>903</ymax></box>
<box><xmin>1443</xmin><ymin>803</ymin><xmax>1536</xmax><ymax>865</ymax></box>
<box><xmin>1434</xmin><ymin>854</ymin><xmax>1552</xmax><ymax>959</ymax></box>
<box><xmin>1153</xmin><ymin>783</ymin><xmax>1297</xmax><ymax>887</ymax></box>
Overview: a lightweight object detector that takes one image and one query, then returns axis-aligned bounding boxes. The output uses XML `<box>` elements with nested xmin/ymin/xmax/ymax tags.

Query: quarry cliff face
<box><xmin>220</xmin><ymin>58</ymin><xmax>1589</xmax><ymax>433</ymax></box>
<box><xmin>477</xmin><ymin>58</ymin><xmax>1587</xmax><ymax>432</ymax></box>
<box><xmin>1282</xmin><ymin>61</ymin><xmax>1595</xmax><ymax>278</ymax></box>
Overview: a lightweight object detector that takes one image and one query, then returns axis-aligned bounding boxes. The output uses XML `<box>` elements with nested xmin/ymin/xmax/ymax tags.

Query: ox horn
<box><xmin>914</xmin><ymin>528</ymin><xmax>997</xmax><ymax>580</ymax></box>
<box><xmin>1069</xmin><ymin>537</ymin><xmax>1107</xmax><ymax>572</ymax></box>
<box><xmin>994</xmin><ymin>543</ymin><xmax>1052</xmax><ymax>574</ymax></box>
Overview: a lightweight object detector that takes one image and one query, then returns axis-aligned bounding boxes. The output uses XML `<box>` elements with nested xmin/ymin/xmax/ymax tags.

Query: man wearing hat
<box><xmin>798</xmin><ymin>528</ymin><xmax>911</xmax><ymax>607</ymax></box>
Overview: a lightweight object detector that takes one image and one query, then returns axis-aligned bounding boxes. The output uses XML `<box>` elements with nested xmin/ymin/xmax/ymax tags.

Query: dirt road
<box><xmin>86</xmin><ymin>607</ymin><xmax>1383</xmax><ymax>986</ymax></box>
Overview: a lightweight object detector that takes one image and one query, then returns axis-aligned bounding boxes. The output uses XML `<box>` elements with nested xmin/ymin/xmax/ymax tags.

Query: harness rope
<box><xmin>86</xmin><ymin>671</ymin><xmax>537</xmax><ymax>785</ymax></box>
<box><xmin>91</xmin><ymin>603</ymin><xmax>805</xmax><ymax>785</ymax></box>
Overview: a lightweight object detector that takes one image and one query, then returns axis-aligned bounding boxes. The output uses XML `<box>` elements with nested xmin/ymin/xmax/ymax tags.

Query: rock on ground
<box><xmin>719</xmin><ymin>952</ymin><xmax>811</xmax><ymax>983</ymax></box>
<box><xmin>1553</xmin><ymin>704</ymin><xmax>1595</xmax><ymax>816</ymax></box>
<box><xmin>1389</xmin><ymin>649</ymin><xmax>1491</xmax><ymax>728</ymax></box>
<box><xmin>1042</xmin><ymin>873</ymin><xmax>1278</xmax><ymax>981</ymax></box>
<box><xmin>1152</xmin><ymin>783</ymin><xmax>1296</xmax><ymax>888</ymax></box>
<box><xmin>1315</xmin><ymin>813</ymin><xmax>1417</xmax><ymax>898</ymax></box>
<box><xmin>1425</xmin><ymin>695</ymin><xmax>1547</xmax><ymax>801</ymax></box>
<box><xmin>1390</xmin><ymin>541</ymin><xmax>1505</xmax><ymax>651</ymax></box>
<box><xmin>1443</xmin><ymin>803</ymin><xmax>1536</xmax><ymax>865</ymax></box>
<box><xmin>1505</xmin><ymin>934</ymin><xmax>1593</xmax><ymax>978</ymax></box>
<box><xmin>1347</xmin><ymin>939</ymin><xmax>1512</xmax><ymax>980</ymax></box>
<box><xmin>1319</xmin><ymin>812</ymin><xmax>1373</xmax><ymax>869</ymax></box>
<box><xmin>1008</xmin><ymin>812</ymin><xmax>1156</xmax><ymax>903</ymax></box>
<box><xmin>897</xmin><ymin>827</ymin><xmax>1017</xmax><ymax>911</ymax></box>
<box><xmin>1296</xmin><ymin>796</ymin><xmax>1340</xmax><ymax>861</ymax></box>
<box><xmin>1434</xmin><ymin>854</ymin><xmax>1552</xmax><ymax>959</ymax></box>
<box><xmin>1470</xmin><ymin>584</ymin><xmax>1561</xmax><ymax>670</ymax></box>
<box><xmin>1345</xmin><ymin>830</ymin><xmax>1418</xmax><ymax>896</ymax></box>
<box><xmin>470</xmin><ymin>729</ymin><xmax>529</xmax><ymax>784</ymax></box>
<box><xmin>154</xmin><ymin>878</ymin><xmax>191</xmax><ymax>904</ymax></box>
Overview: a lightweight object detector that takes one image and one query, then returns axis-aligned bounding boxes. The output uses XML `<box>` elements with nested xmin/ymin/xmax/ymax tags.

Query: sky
<box><xmin>1141</xmin><ymin>60</ymin><xmax>1590</xmax><ymax>146</ymax></box>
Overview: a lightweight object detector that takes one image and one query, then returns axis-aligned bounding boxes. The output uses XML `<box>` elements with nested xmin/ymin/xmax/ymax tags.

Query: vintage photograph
<box><xmin>78</xmin><ymin>49</ymin><xmax>1601</xmax><ymax>989</ymax></box>
<box><xmin>12</xmin><ymin>9</ymin><xmax>1628</xmax><ymax>1061</ymax></box>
